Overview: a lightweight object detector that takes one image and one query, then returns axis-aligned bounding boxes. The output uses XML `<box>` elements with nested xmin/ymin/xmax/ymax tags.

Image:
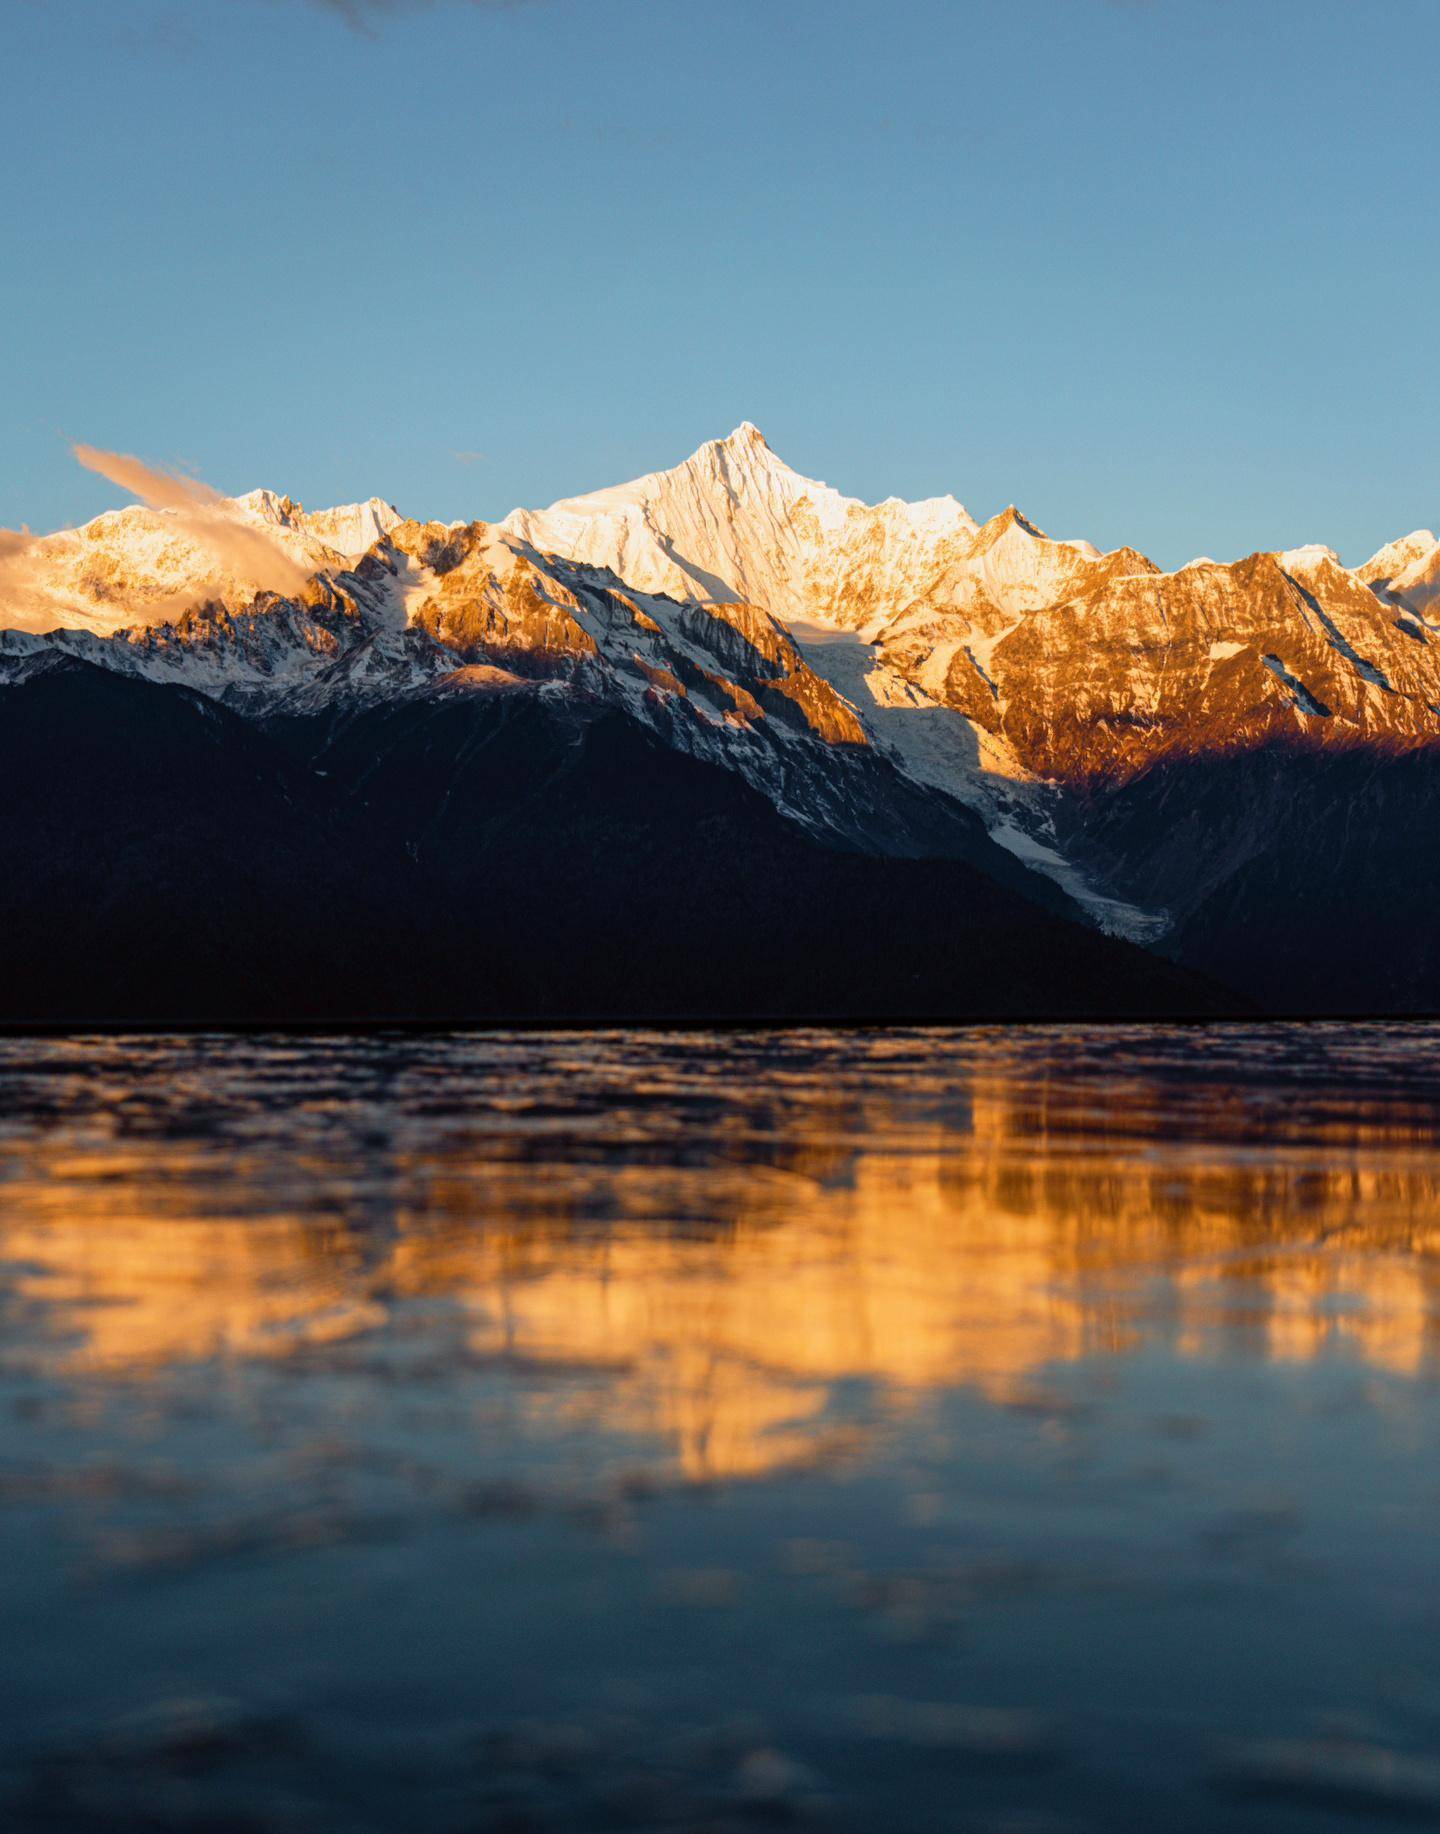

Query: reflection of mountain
<box><xmin>4</xmin><ymin>1039</ymin><xmax>1439</xmax><ymax>1480</ymax></box>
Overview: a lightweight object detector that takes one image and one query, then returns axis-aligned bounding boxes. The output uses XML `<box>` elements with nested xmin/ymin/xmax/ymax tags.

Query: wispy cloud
<box><xmin>0</xmin><ymin>524</ymin><xmax>49</xmax><ymax>630</ymax></box>
<box><xmin>453</xmin><ymin>449</ymin><xmax>490</xmax><ymax>465</ymax></box>
<box><xmin>0</xmin><ymin>447</ymin><xmax>319</xmax><ymax>635</ymax></box>
<box><xmin>71</xmin><ymin>444</ymin><xmax>313</xmax><ymax>595</ymax></box>
<box><xmin>307</xmin><ymin>0</ymin><xmax>554</xmax><ymax>33</ymax></box>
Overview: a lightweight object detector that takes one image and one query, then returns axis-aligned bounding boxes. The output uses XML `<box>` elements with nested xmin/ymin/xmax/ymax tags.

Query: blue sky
<box><xmin>4</xmin><ymin>0</ymin><xmax>1437</xmax><ymax>568</ymax></box>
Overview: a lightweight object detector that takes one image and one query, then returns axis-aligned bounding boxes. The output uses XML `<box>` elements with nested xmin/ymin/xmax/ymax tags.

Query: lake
<box><xmin>1</xmin><ymin>1026</ymin><xmax>1438</xmax><ymax>1832</ymax></box>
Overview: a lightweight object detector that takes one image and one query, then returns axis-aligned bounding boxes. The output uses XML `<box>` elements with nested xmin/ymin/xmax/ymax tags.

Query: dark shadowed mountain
<box><xmin>0</xmin><ymin>662</ymin><xmax>1234</xmax><ymax>1026</ymax></box>
<box><xmin>1064</xmin><ymin>745</ymin><xmax>1440</xmax><ymax>1013</ymax></box>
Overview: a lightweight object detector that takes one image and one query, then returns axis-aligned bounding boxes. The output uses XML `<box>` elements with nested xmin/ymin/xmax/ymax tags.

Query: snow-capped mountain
<box><xmin>500</xmin><ymin>422</ymin><xmax>979</xmax><ymax>626</ymax></box>
<box><xmin>4</xmin><ymin>423</ymin><xmax>1440</xmax><ymax>1010</ymax></box>
<box><xmin>1356</xmin><ymin>529</ymin><xmax>1438</xmax><ymax>592</ymax></box>
<box><xmin>1381</xmin><ymin>537</ymin><xmax>1440</xmax><ymax>616</ymax></box>
<box><xmin>0</xmin><ymin>489</ymin><xmax>401</xmax><ymax>636</ymax></box>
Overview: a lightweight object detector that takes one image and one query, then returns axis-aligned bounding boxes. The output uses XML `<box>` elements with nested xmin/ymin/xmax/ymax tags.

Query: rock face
<box><xmin>4</xmin><ymin>423</ymin><xmax>1440</xmax><ymax>1011</ymax></box>
<box><xmin>938</xmin><ymin>547</ymin><xmax>1440</xmax><ymax>787</ymax></box>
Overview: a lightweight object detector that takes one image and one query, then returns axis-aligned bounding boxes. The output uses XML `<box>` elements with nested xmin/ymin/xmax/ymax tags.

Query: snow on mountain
<box><xmin>500</xmin><ymin>423</ymin><xmax>979</xmax><ymax>627</ymax></box>
<box><xmin>295</xmin><ymin>495</ymin><xmax>403</xmax><ymax>558</ymax></box>
<box><xmin>1278</xmin><ymin>543</ymin><xmax>1343</xmax><ymax>575</ymax></box>
<box><xmin>0</xmin><ymin>491</ymin><xmax>401</xmax><ymax>637</ymax></box>
<box><xmin>782</xmin><ymin>614</ymin><xmax>1163</xmax><ymax>939</ymax></box>
<box><xmin>1356</xmin><ymin>529</ymin><xmax>1438</xmax><ymax>590</ymax></box>
<box><xmin>1380</xmin><ymin>536</ymin><xmax>1440</xmax><ymax>616</ymax></box>
<box><xmin>880</xmin><ymin>505</ymin><xmax>1140</xmax><ymax>636</ymax></box>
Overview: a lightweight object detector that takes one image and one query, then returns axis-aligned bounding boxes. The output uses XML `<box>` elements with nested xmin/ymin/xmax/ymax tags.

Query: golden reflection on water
<box><xmin>3</xmin><ymin>1043</ymin><xmax>1440</xmax><ymax>1480</ymax></box>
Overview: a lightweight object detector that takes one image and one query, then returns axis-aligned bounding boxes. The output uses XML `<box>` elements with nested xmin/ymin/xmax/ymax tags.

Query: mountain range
<box><xmin>5</xmin><ymin>424</ymin><xmax>1439</xmax><ymax>1021</ymax></box>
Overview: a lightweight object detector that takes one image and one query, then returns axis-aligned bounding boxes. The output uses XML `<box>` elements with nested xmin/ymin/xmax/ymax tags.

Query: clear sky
<box><xmin>5</xmin><ymin>0</ymin><xmax>1437</xmax><ymax>569</ymax></box>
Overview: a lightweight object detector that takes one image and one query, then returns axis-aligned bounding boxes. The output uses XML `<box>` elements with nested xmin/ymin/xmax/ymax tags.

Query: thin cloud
<box><xmin>72</xmin><ymin>444</ymin><xmax>313</xmax><ymax>596</ymax></box>
<box><xmin>453</xmin><ymin>450</ymin><xmax>490</xmax><ymax>465</ymax></box>
<box><xmin>0</xmin><ymin>525</ymin><xmax>49</xmax><ymax>631</ymax></box>
<box><xmin>308</xmin><ymin>0</ymin><xmax>554</xmax><ymax>33</ymax></box>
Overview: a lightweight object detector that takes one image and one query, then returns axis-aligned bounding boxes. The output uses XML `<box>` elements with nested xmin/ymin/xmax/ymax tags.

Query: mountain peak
<box><xmin>232</xmin><ymin>487</ymin><xmax>302</xmax><ymax>522</ymax></box>
<box><xmin>498</xmin><ymin>428</ymin><xmax>979</xmax><ymax>624</ymax></box>
<box><xmin>1357</xmin><ymin>529</ymin><xmax>1439</xmax><ymax>590</ymax></box>
<box><xmin>723</xmin><ymin>421</ymin><xmax>770</xmax><ymax>452</ymax></box>
<box><xmin>971</xmin><ymin>505</ymin><xmax>1047</xmax><ymax>550</ymax></box>
<box><xmin>1278</xmin><ymin>544</ymin><xmax>1342</xmax><ymax>575</ymax></box>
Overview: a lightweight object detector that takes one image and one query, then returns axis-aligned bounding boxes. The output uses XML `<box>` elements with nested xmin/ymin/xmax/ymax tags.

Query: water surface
<box><xmin>2</xmin><ymin>1026</ymin><xmax>1439</xmax><ymax>1831</ymax></box>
